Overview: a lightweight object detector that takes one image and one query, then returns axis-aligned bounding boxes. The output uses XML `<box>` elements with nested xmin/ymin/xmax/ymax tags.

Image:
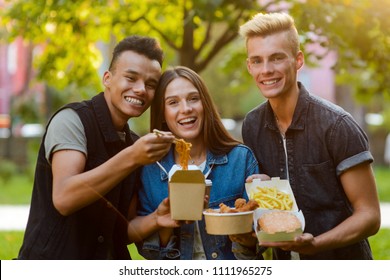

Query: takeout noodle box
<box><xmin>168</xmin><ymin>164</ymin><xmax>206</xmax><ymax>220</ymax></box>
<box><xmin>245</xmin><ymin>177</ymin><xmax>305</xmax><ymax>242</ymax></box>
<box><xmin>203</xmin><ymin>209</ymin><xmax>254</xmax><ymax>235</ymax></box>
<box><xmin>253</xmin><ymin>209</ymin><xmax>305</xmax><ymax>242</ymax></box>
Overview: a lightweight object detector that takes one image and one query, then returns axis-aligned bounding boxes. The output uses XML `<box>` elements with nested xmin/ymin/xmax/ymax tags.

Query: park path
<box><xmin>1</xmin><ymin>203</ymin><xmax>390</xmax><ymax>231</ymax></box>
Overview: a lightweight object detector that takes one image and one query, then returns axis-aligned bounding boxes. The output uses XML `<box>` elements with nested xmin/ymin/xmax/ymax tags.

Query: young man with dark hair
<box><xmin>18</xmin><ymin>35</ymin><xmax>176</xmax><ymax>259</ymax></box>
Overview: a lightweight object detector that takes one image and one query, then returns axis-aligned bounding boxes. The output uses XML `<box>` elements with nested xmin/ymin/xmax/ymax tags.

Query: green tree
<box><xmin>0</xmin><ymin>0</ymin><xmax>265</xmax><ymax>93</ymax></box>
<box><xmin>1</xmin><ymin>0</ymin><xmax>390</xmax><ymax>125</ymax></box>
<box><xmin>290</xmin><ymin>0</ymin><xmax>390</xmax><ymax>101</ymax></box>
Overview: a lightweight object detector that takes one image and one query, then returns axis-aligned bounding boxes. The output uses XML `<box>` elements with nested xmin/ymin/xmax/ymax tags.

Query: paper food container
<box><xmin>168</xmin><ymin>164</ymin><xmax>206</xmax><ymax>220</ymax></box>
<box><xmin>203</xmin><ymin>209</ymin><xmax>254</xmax><ymax>235</ymax></box>
<box><xmin>204</xmin><ymin>179</ymin><xmax>212</xmax><ymax>208</ymax></box>
<box><xmin>245</xmin><ymin>177</ymin><xmax>305</xmax><ymax>242</ymax></box>
<box><xmin>245</xmin><ymin>177</ymin><xmax>298</xmax><ymax>211</ymax></box>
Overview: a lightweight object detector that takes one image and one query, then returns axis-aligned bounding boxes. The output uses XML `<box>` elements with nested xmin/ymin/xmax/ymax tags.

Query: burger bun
<box><xmin>257</xmin><ymin>211</ymin><xmax>301</xmax><ymax>234</ymax></box>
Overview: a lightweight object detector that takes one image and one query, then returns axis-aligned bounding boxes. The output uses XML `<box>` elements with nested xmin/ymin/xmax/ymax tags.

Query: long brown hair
<box><xmin>150</xmin><ymin>66</ymin><xmax>241</xmax><ymax>155</ymax></box>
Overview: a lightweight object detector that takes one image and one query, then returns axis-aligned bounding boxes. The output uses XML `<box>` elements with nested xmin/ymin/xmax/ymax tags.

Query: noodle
<box><xmin>175</xmin><ymin>139</ymin><xmax>192</xmax><ymax>170</ymax></box>
<box><xmin>153</xmin><ymin>129</ymin><xmax>192</xmax><ymax>170</ymax></box>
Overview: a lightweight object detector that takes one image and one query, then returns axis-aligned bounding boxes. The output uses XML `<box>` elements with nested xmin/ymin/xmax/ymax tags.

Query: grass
<box><xmin>0</xmin><ymin>231</ymin><xmax>23</xmax><ymax>260</ymax></box>
<box><xmin>1</xmin><ymin>164</ymin><xmax>389</xmax><ymax>260</ymax></box>
<box><xmin>374</xmin><ymin>165</ymin><xmax>390</xmax><ymax>202</ymax></box>
<box><xmin>369</xmin><ymin>228</ymin><xmax>390</xmax><ymax>260</ymax></box>
<box><xmin>0</xmin><ymin>231</ymin><xmax>144</xmax><ymax>260</ymax></box>
<box><xmin>0</xmin><ymin>175</ymin><xmax>34</xmax><ymax>204</ymax></box>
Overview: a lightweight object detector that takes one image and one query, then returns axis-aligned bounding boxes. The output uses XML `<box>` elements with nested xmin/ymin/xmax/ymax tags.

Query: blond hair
<box><xmin>239</xmin><ymin>12</ymin><xmax>300</xmax><ymax>55</ymax></box>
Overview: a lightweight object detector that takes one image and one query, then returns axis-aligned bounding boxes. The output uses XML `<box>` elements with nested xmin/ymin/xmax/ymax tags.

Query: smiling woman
<box><xmin>136</xmin><ymin>65</ymin><xmax>260</xmax><ymax>260</ymax></box>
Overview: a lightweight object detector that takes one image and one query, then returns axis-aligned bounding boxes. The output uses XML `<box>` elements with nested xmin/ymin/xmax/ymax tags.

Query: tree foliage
<box><xmin>1</xmin><ymin>0</ymin><xmax>390</xmax><ymax>122</ymax></box>
<box><xmin>290</xmin><ymin>0</ymin><xmax>390</xmax><ymax>101</ymax></box>
<box><xmin>1</xmin><ymin>0</ymin><xmax>263</xmax><ymax>93</ymax></box>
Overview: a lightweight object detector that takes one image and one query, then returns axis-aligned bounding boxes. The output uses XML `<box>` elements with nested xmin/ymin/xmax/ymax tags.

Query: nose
<box><xmin>261</xmin><ymin>61</ymin><xmax>274</xmax><ymax>75</ymax></box>
<box><xmin>133</xmin><ymin>80</ymin><xmax>146</xmax><ymax>95</ymax></box>
<box><xmin>179</xmin><ymin>100</ymin><xmax>192</xmax><ymax>113</ymax></box>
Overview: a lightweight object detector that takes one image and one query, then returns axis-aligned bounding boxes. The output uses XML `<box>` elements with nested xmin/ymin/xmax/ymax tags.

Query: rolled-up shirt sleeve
<box><xmin>44</xmin><ymin>108</ymin><xmax>87</xmax><ymax>164</ymax></box>
<box><xmin>330</xmin><ymin>114</ymin><xmax>373</xmax><ymax>176</ymax></box>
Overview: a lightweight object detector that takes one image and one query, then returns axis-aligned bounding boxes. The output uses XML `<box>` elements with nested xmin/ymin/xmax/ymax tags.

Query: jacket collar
<box><xmin>265</xmin><ymin>82</ymin><xmax>310</xmax><ymax>133</ymax></box>
<box><xmin>157</xmin><ymin>147</ymin><xmax>228</xmax><ymax>181</ymax></box>
<box><xmin>91</xmin><ymin>92</ymin><xmax>131</xmax><ymax>143</ymax></box>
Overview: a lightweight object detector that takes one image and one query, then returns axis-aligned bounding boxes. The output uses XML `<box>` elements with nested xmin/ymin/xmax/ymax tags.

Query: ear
<box><xmin>246</xmin><ymin>58</ymin><xmax>253</xmax><ymax>75</ymax></box>
<box><xmin>296</xmin><ymin>51</ymin><xmax>304</xmax><ymax>70</ymax></box>
<box><xmin>103</xmin><ymin>71</ymin><xmax>111</xmax><ymax>87</ymax></box>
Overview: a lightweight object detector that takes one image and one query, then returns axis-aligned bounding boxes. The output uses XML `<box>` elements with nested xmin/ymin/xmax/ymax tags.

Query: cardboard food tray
<box><xmin>245</xmin><ymin>177</ymin><xmax>305</xmax><ymax>242</ymax></box>
<box><xmin>203</xmin><ymin>209</ymin><xmax>254</xmax><ymax>235</ymax></box>
<box><xmin>245</xmin><ymin>177</ymin><xmax>298</xmax><ymax>211</ymax></box>
<box><xmin>168</xmin><ymin>164</ymin><xmax>206</xmax><ymax>221</ymax></box>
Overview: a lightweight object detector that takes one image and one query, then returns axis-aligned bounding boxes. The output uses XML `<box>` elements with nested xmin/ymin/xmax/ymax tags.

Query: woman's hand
<box><xmin>155</xmin><ymin>198</ymin><xmax>182</xmax><ymax>228</ymax></box>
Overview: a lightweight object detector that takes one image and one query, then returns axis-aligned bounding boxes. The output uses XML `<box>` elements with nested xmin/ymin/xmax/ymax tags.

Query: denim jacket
<box><xmin>242</xmin><ymin>82</ymin><xmax>374</xmax><ymax>260</ymax></box>
<box><xmin>136</xmin><ymin>144</ymin><xmax>259</xmax><ymax>260</ymax></box>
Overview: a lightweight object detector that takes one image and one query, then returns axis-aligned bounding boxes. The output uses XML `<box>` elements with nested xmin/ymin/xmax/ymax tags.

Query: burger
<box><xmin>257</xmin><ymin>211</ymin><xmax>301</xmax><ymax>234</ymax></box>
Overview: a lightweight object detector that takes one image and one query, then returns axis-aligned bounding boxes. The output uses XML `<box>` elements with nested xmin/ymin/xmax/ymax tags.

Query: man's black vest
<box><xmin>19</xmin><ymin>92</ymin><xmax>140</xmax><ymax>259</ymax></box>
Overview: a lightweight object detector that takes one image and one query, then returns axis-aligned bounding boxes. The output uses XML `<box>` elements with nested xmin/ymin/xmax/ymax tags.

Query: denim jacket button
<box><xmin>211</xmin><ymin>252</ymin><xmax>218</xmax><ymax>259</ymax></box>
<box><xmin>97</xmin><ymin>235</ymin><xmax>104</xmax><ymax>243</ymax></box>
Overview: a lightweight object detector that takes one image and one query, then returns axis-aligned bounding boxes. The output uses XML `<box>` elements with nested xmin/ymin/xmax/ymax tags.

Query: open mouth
<box><xmin>261</xmin><ymin>79</ymin><xmax>280</xmax><ymax>85</ymax></box>
<box><xmin>178</xmin><ymin>117</ymin><xmax>196</xmax><ymax>125</ymax></box>
<box><xmin>125</xmin><ymin>96</ymin><xmax>144</xmax><ymax>106</ymax></box>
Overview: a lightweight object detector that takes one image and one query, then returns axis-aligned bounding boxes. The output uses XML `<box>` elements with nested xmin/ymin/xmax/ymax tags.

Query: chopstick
<box><xmin>153</xmin><ymin>129</ymin><xmax>179</xmax><ymax>143</ymax></box>
<box><xmin>152</xmin><ymin>129</ymin><xmax>171</xmax><ymax>175</ymax></box>
<box><xmin>156</xmin><ymin>161</ymin><xmax>169</xmax><ymax>176</ymax></box>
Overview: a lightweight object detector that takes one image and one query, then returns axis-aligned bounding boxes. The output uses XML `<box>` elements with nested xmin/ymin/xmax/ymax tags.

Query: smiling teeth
<box><xmin>262</xmin><ymin>80</ymin><xmax>278</xmax><ymax>85</ymax></box>
<box><xmin>179</xmin><ymin>117</ymin><xmax>195</xmax><ymax>124</ymax></box>
<box><xmin>125</xmin><ymin>97</ymin><xmax>143</xmax><ymax>105</ymax></box>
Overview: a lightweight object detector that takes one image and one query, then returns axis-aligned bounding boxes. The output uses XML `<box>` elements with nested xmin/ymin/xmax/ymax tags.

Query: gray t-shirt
<box><xmin>44</xmin><ymin>108</ymin><xmax>87</xmax><ymax>164</ymax></box>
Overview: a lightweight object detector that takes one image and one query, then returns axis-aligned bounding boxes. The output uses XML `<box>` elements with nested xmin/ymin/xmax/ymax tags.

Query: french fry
<box><xmin>250</xmin><ymin>186</ymin><xmax>293</xmax><ymax>210</ymax></box>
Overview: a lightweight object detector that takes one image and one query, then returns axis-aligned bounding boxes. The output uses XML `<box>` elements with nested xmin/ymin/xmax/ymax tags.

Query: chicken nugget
<box><xmin>234</xmin><ymin>198</ymin><xmax>247</xmax><ymax>209</ymax></box>
<box><xmin>237</xmin><ymin>199</ymin><xmax>259</xmax><ymax>212</ymax></box>
<box><xmin>219</xmin><ymin>203</ymin><xmax>238</xmax><ymax>213</ymax></box>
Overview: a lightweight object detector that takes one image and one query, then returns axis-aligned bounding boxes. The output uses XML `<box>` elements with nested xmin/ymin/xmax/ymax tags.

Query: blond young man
<box><xmin>237</xmin><ymin>12</ymin><xmax>380</xmax><ymax>260</ymax></box>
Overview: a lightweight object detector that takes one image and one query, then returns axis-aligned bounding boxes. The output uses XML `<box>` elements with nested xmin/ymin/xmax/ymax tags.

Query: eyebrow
<box><xmin>165</xmin><ymin>91</ymin><xmax>199</xmax><ymax>99</ymax></box>
<box><xmin>124</xmin><ymin>69</ymin><xmax>159</xmax><ymax>84</ymax></box>
<box><xmin>249</xmin><ymin>52</ymin><xmax>287</xmax><ymax>59</ymax></box>
<box><xmin>124</xmin><ymin>69</ymin><xmax>138</xmax><ymax>75</ymax></box>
